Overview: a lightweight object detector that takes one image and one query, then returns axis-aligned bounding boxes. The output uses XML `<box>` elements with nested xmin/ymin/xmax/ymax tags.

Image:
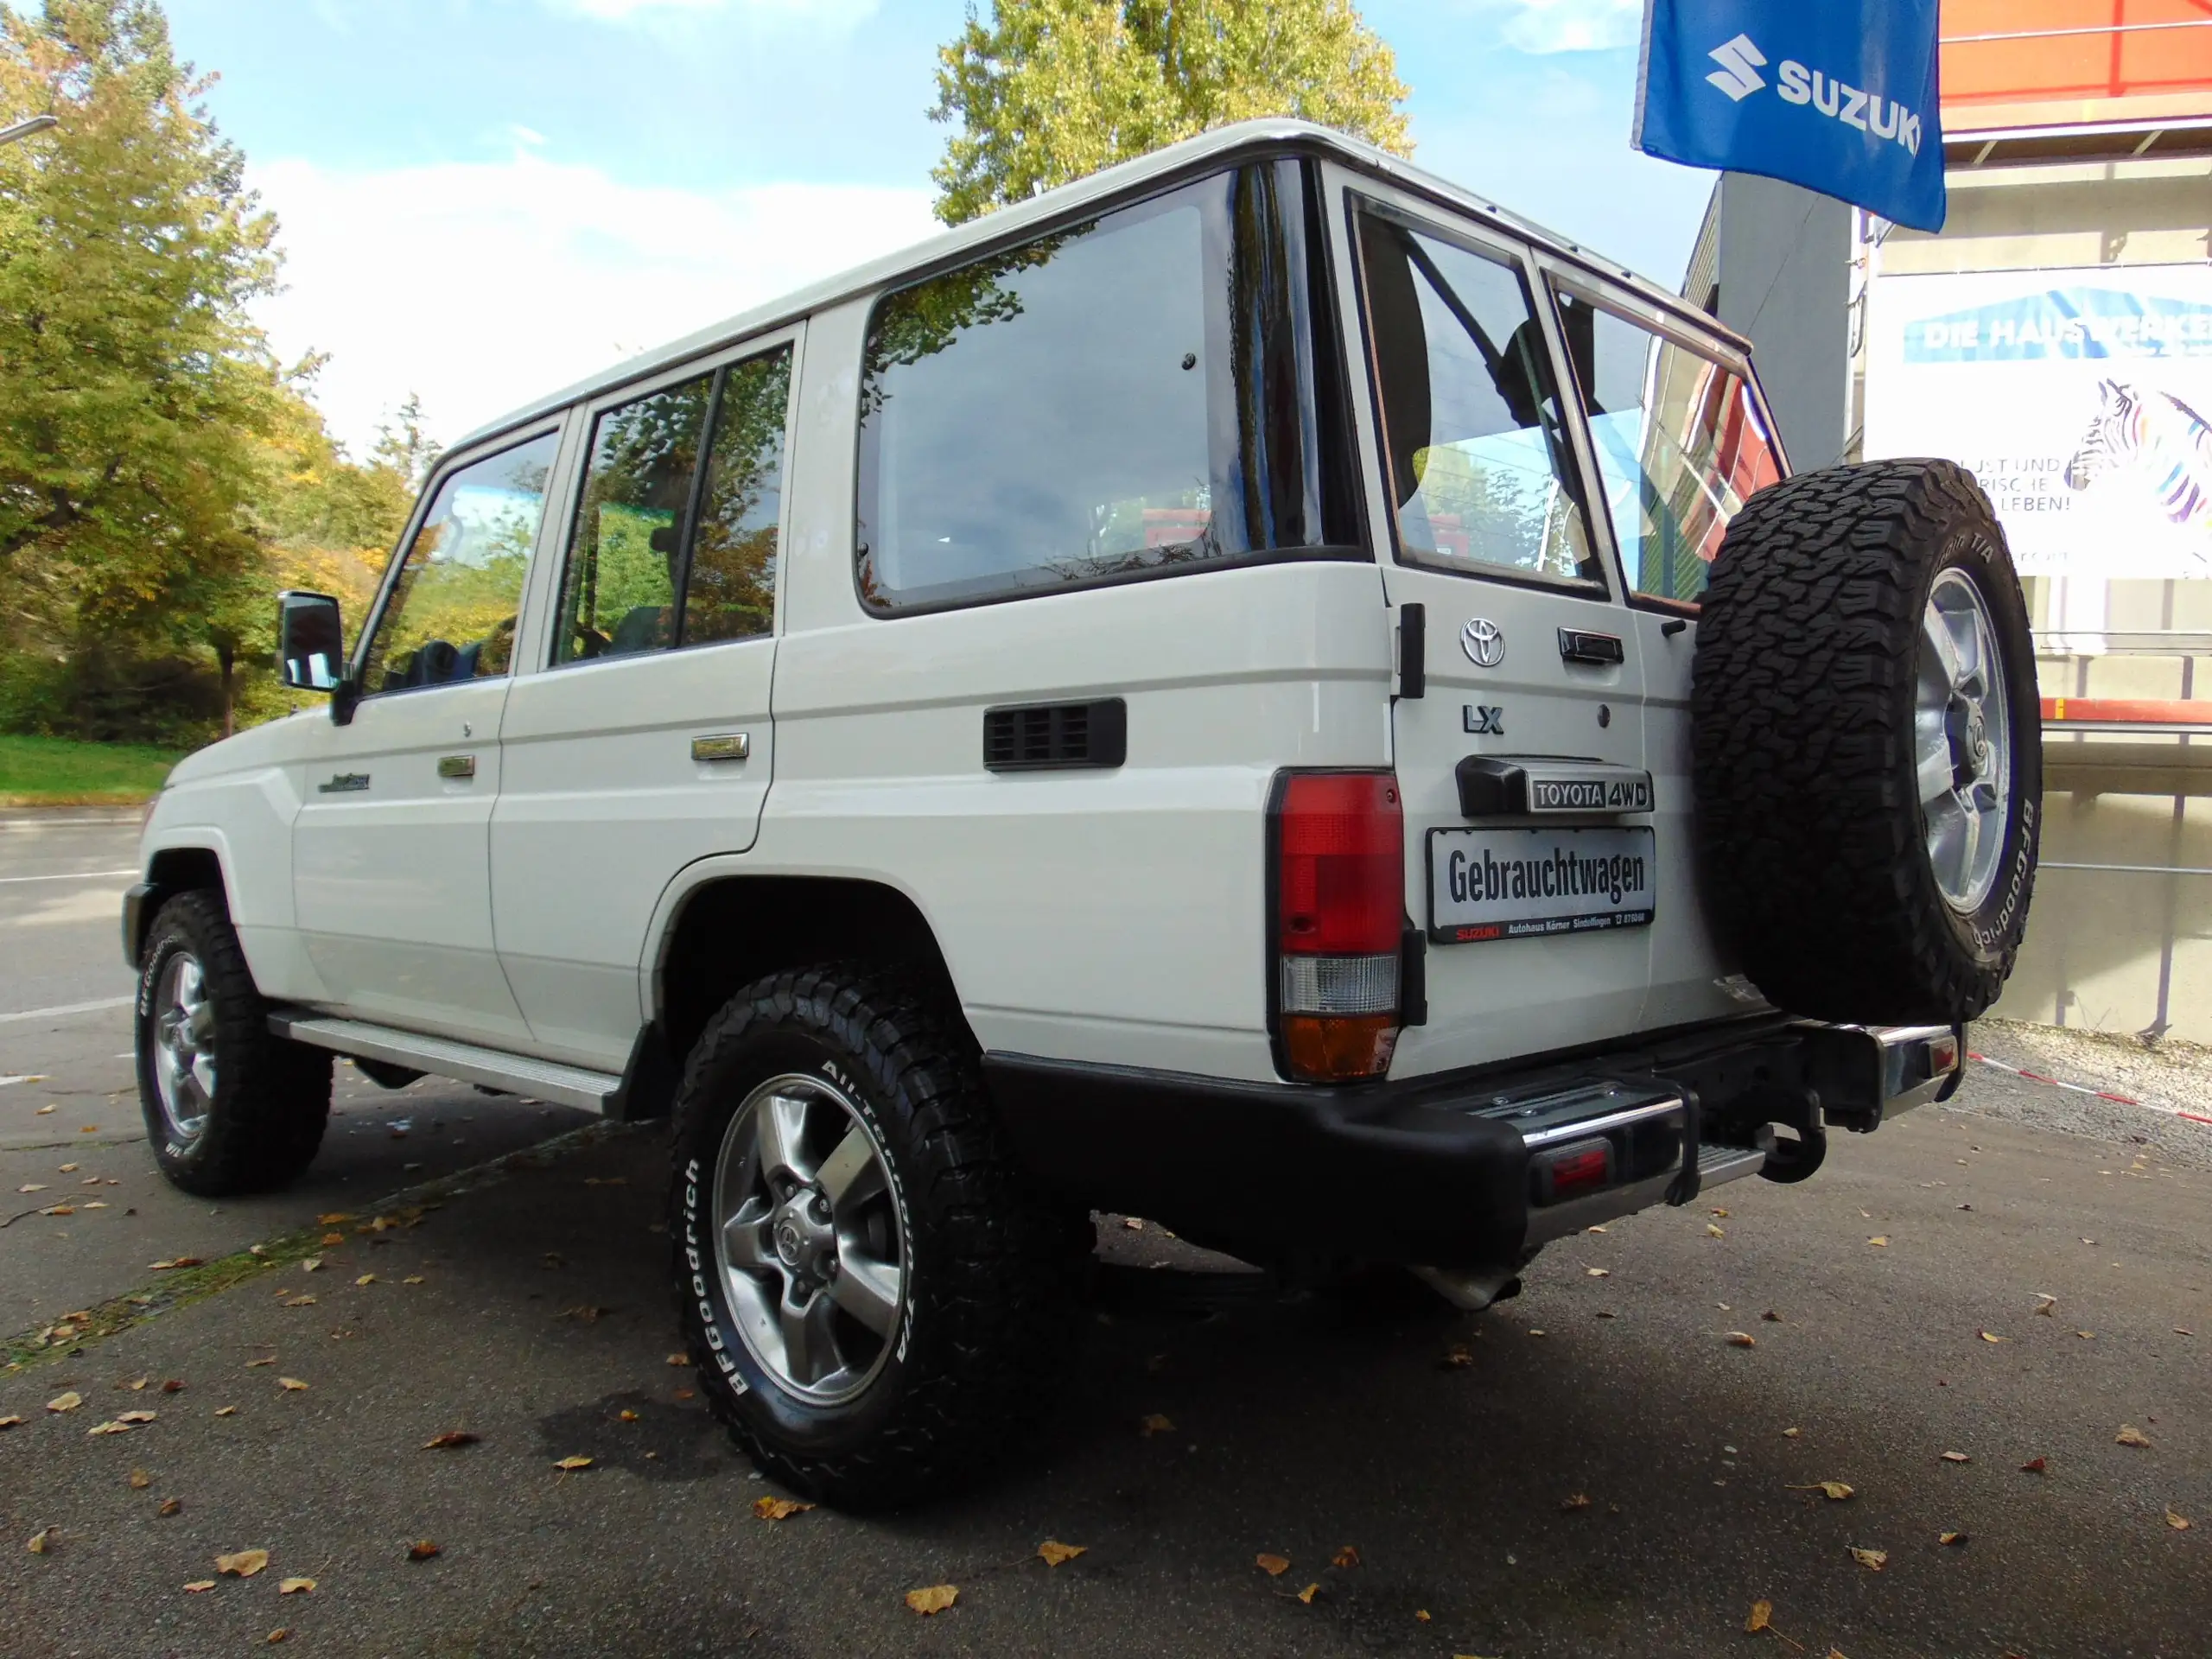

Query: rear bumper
<box><xmin>984</xmin><ymin>1015</ymin><xmax>1961</xmax><ymax>1269</ymax></box>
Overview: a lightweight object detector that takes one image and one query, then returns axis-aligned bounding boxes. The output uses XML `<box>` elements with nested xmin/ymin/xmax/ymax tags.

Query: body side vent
<box><xmin>983</xmin><ymin>698</ymin><xmax>1127</xmax><ymax>772</ymax></box>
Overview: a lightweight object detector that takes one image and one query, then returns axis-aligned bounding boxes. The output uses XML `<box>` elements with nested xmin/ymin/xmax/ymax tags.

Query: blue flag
<box><xmin>1634</xmin><ymin>0</ymin><xmax>1946</xmax><ymax>233</ymax></box>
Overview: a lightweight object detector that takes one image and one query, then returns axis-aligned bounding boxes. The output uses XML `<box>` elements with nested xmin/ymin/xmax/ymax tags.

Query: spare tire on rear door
<box><xmin>1691</xmin><ymin>458</ymin><xmax>2040</xmax><ymax>1026</ymax></box>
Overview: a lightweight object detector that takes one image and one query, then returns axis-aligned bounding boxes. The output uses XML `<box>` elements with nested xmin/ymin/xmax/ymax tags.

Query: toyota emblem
<box><xmin>1460</xmin><ymin>617</ymin><xmax>1506</xmax><ymax>668</ymax></box>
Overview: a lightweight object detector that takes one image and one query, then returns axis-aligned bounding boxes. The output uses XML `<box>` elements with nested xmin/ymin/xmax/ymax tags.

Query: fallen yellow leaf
<box><xmin>1707</xmin><ymin>1224</ymin><xmax>1726</xmax><ymax>1238</ymax></box>
<box><xmin>1939</xmin><ymin>1530</ymin><xmax>1969</xmax><ymax>1546</ymax></box>
<box><xmin>1296</xmin><ymin>1582</ymin><xmax>1320</xmax><ymax>1605</ymax></box>
<box><xmin>1560</xmin><ymin>1493</ymin><xmax>1592</xmax><ymax>1510</ymax></box>
<box><xmin>408</xmin><ymin>1541</ymin><xmax>441</xmax><ymax>1560</ymax></box>
<box><xmin>1726</xmin><ymin>1332</ymin><xmax>1757</xmax><ymax>1348</ymax></box>
<box><xmin>279</xmin><ymin>1577</ymin><xmax>315</xmax><ymax>1595</ymax></box>
<box><xmin>1941</xmin><ymin>1451</ymin><xmax>1970</xmax><ymax>1463</ymax></box>
<box><xmin>319</xmin><ymin>1233</ymin><xmax>343</xmax><ymax>1247</ymax></box>
<box><xmin>1332</xmin><ymin>1544</ymin><xmax>1360</xmax><ymax>1567</ymax></box>
<box><xmin>421</xmin><ymin>1432</ymin><xmax>480</xmax><ymax>1451</ymax></box>
<box><xmin>45</xmin><ymin>1392</ymin><xmax>81</xmax><ymax>1414</ymax></box>
<box><xmin>1440</xmin><ymin>1344</ymin><xmax>1475</xmax><ymax>1370</ymax></box>
<box><xmin>86</xmin><ymin>1421</ymin><xmax>133</xmax><ymax>1436</ymax></box>
<box><xmin>1867</xmin><ymin>1236</ymin><xmax>1889</xmax><ymax>1247</ymax></box>
<box><xmin>182</xmin><ymin>1580</ymin><xmax>215</xmax><ymax>1592</ymax></box>
<box><xmin>2168</xmin><ymin>1510</ymin><xmax>2192</xmax><ymax>1531</ymax></box>
<box><xmin>1139</xmin><ymin>1412</ymin><xmax>1176</xmax><ymax>1436</ymax></box>
<box><xmin>1255</xmin><ymin>1553</ymin><xmax>1291</xmax><ymax>1576</ymax></box>
<box><xmin>553</xmin><ymin>1455</ymin><xmax>593</xmax><ymax>1471</ymax></box>
<box><xmin>317</xmin><ymin>1213</ymin><xmax>353</xmax><ymax>1225</ymax></box>
<box><xmin>404</xmin><ymin>1275</ymin><xmax>425</xmax><ymax>1285</ymax></box>
<box><xmin>1745</xmin><ymin>1599</ymin><xmax>1772</xmax><ymax>1633</ymax></box>
<box><xmin>1979</xmin><ymin>1331</ymin><xmax>2007</xmax><ymax>1343</ymax></box>
<box><xmin>283</xmin><ymin>1296</ymin><xmax>316</xmax><ymax>1308</ymax></box>
<box><xmin>1788</xmin><ymin>1481</ymin><xmax>1855</xmax><ymax>1501</ymax></box>
<box><xmin>1849</xmin><ymin>1547</ymin><xmax>1887</xmax><ymax>1572</ymax></box>
<box><xmin>1415</xmin><ymin>1610</ymin><xmax>1432</xmax><ymax>1622</ymax></box>
<box><xmin>215</xmin><ymin>1406</ymin><xmax>237</xmax><ymax>1417</ymax></box>
<box><xmin>1037</xmin><ymin>1540</ymin><xmax>1085</xmax><ymax>1566</ymax></box>
<box><xmin>301</xmin><ymin>1258</ymin><xmax>322</xmax><ymax>1274</ymax></box>
<box><xmin>27</xmin><ymin>1526</ymin><xmax>56</xmax><ymax>1554</ymax></box>
<box><xmin>1586</xmin><ymin>1268</ymin><xmax>1609</xmax><ymax>1277</ymax></box>
<box><xmin>128</xmin><ymin>1469</ymin><xmax>151</xmax><ymax>1489</ymax></box>
<box><xmin>2118</xmin><ymin>1425</ymin><xmax>2153</xmax><ymax>1448</ymax></box>
<box><xmin>0</xmin><ymin>1416</ymin><xmax>22</xmax><ymax>1430</ymax></box>
<box><xmin>160</xmin><ymin>1497</ymin><xmax>181</xmax><ymax>1516</ymax></box>
<box><xmin>268</xmin><ymin>1630</ymin><xmax>290</xmax><ymax>1644</ymax></box>
<box><xmin>355</xmin><ymin>1274</ymin><xmax>377</xmax><ymax>1287</ymax></box>
<box><xmin>1783</xmin><ymin>1427</ymin><xmax>1802</xmax><ymax>1438</ymax></box>
<box><xmin>906</xmin><ymin>1584</ymin><xmax>957</xmax><ymax>1615</ymax></box>
<box><xmin>216</xmin><ymin>1548</ymin><xmax>270</xmax><ymax>1577</ymax></box>
<box><xmin>118</xmin><ymin>1409</ymin><xmax>156</xmax><ymax>1425</ymax></box>
<box><xmin>752</xmin><ymin>1497</ymin><xmax>813</xmax><ymax>1521</ymax></box>
<box><xmin>277</xmin><ymin>1378</ymin><xmax>308</xmax><ymax>1392</ymax></box>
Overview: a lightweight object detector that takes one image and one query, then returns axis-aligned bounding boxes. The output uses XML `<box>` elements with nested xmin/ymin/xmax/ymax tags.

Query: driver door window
<box><xmin>360</xmin><ymin>433</ymin><xmax>560</xmax><ymax>694</ymax></box>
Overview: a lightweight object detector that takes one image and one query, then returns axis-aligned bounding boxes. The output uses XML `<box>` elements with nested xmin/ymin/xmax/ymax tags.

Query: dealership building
<box><xmin>1698</xmin><ymin>2</ymin><xmax>2212</xmax><ymax>1040</ymax></box>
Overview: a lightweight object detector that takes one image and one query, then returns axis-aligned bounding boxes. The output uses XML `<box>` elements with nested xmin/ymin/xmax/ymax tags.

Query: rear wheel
<box><xmin>671</xmin><ymin>964</ymin><xmax>1090</xmax><ymax>1510</ymax></box>
<box><xmin>134</xmin><ymin>890</ymin><xmax>331</xmax><ymax>1195</ymax></box>
<box><xmin>1692</xmin><ymin>459</ymin><xmax>2041</xmax><ymax>1024</ymax></box>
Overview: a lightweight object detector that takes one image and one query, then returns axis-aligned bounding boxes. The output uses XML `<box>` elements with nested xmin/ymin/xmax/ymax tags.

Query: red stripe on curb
<box><xmin>2095</xmin><ymin>1091</ymin><xmax>2142</xmax><ymax>1105</ymax></box>
<box><xmin>2180</xmin><ymin>1112</ymin><xmax>2212</xmax><ymax>1128</ymax></box>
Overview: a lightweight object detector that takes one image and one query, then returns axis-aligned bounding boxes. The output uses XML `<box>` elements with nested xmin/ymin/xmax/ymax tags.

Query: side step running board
<box><xmin>269</xmin><ymin>1012</ymin><xmax>623</xmax><ymax>1115</ymax></box>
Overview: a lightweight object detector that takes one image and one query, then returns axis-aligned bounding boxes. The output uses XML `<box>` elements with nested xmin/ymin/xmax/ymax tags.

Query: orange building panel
<box><xmin>1942</xmin><ymin>0</ymin><xmax>2212</xmax><ymax>130</ymax></box>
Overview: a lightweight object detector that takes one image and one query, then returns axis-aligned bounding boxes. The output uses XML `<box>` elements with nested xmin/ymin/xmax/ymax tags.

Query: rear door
<box><xmin>1544</xmin><ymin>276</ymin><xmax>1786</xmax><ymax>1031</ymax></box>
<box><xmin>1333</xmin><ymin>185</ymin><xmax>1655</xmax><ymax>1077</ymax></box>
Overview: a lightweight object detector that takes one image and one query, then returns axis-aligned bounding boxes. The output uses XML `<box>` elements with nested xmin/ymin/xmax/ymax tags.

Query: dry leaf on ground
<box><xmin>181</xmin><ymin>1579</ymin><xmax>215</xmax><ymax>1592</ymax></box>
<box><xmin>1296</xmin><ymin>1582</ymin><xmax>1320</xmax><ymax>1605</ymax></box>
<box><xmin>752</xmin><ymin>1497</ymin><xmax>812</xmax><ymax>1521</ymax></box>
<box><xmin>319</xmin><ymin>1233</ymin><xmax>343</xmax><ymax>1247</ymax></box>
<box><xmin>45</xmin><ymin>1391</ymin><xmax>82</xmax><ymax>1414</ymax></box>
<box><xmin>906</xmin><ymin>1585</ymin><xmax>957</xmax><ymax>1615</ymax></box>
<box><xmin>1940</xmin><ymin>1530</ymin><xmax>1969</xmax><ymax>1546</ymax></box>
<box><xmin>618</xmin><ymin>1409</ymin><xmax>639</xmax><ymax>1422</ymax></box>
<box><xmin>1037</xmin><ymin>1540</ymin><xmax>1085</xmax><ymax>1566</ymax></box>
<box><xmin>149</xmin><ymin>1258</ymin><xmax>203</xmax><ymax>1270</ymax></box>
<box><xmin>1941</xmin><ymin>1451</ymin><xmax>1970</xmax><ymax>1463</ymax></box>
<box><xmin>159</xmin><ymin>1498</ymin><xmax>181</xmax><ymax>1516</ymax></box>
<box><xmin>216</xmin><ymin>1548</ymin><xmax>270</xmax><ymax>1577</ymax></box>
<box><xmin>1332</xmin><ymin>1544</ymin><xmax>1360</xmax><ymax>1568</ymax></box>
<box><xmin>665</xmin><ymin>1353</ymin><xmax>690</xmax><ymax>1367</ymax></box>
<box><xmin>553</xmin><ymin>1455</ymin><xmax>593</xmax><ymax>1471</ymax></box>
<box><xmin>277</xmin><ymin>1378</ymin><xmax>308</xmax><ymax>1392</ymax></box>
<box><xmin>279</xmin><ymin>1577</ymin><xmax>315</xmax><ymax>1595</ymax></box>
<box><xmin>422</xmin><ymin>1432</ymin><xmax>479</xmax><ymax>1450</ymax></box>
<box><xmin>1139</xmin><ymin>1413</ymin><xmax>1175</xmax><ymax>1436</ymax></box>
<box><xmin>1745</xmin><ymin>1600</ymin><xmax>1772</xmax><ymax>1633</ymax></box>
<box><xmin>1788</xmin><ymin>1481</ymin><xmax>1855</xmax><ymax>1501</ymax></box>
<box><xmin>128</xmin><ymin>1469</ymin><xmax>150</xmax><ymax>1490</ymax></box>
<box><xmin>161</xmin><ymin>1379</ymin><xmax>184</xmax><ymax>1394</ymax></box>
<box><xmin>1726</xmin><ymin>1332</ymin><xmax>1757</xmax><ymax>1348</ymax></box>
<box><xmin>1979</xmin><ymin>1331</ymin><xmax>2007</xmax><ymax>1343</ymax></box>
<box><xmin>214</xmin><ymin>1406</ymin><xmax>237</xmax><ymax>1417</ymax></box>
<box><xmin>301</xmin><ymin>1258</ymin><xmax>321</xmax><ymax>1274</ymax></box>
<box><xmin>2118</xmin><ymin>1425</ymin><xmax>2153</xmax><ymax>1448</ymax></box>
<box><xmin>1255</xmin><ymin>1553</ymin><xmax>1291</xmax><ymax>1576</ymax></box>
<box><xmin>408</xmin><ymin>1541</ymin><xmax>441</xmax><ymax>1560</ymax></box>
<box><xmin>2167</xmin><ymin>1511</ymin><xmax>2192</xmax><ymax>1530</ymax></box>
<box><xmin>27</xmin><ymin>1527</ymin><xmax>56</xmax><ymax>1554</ymax></box>
<box><xmin>87</xmin><ymin>1420</ymin><xmax>133</xmax><ymax>1436</ymax></box>
<box><xmin>404</xmin><ymin>1276</ymin><xmax>425</xmax><ymax>1285</ymax></box>
<box><xmin>1707</xmin><ymin>1224</ymin><xmax>1726</xmax><ymax>1238</ymax></box>
<box><xmin>1867</xmin><ymin>1236</ymin><xmax>1889</xmax><ymax>1248</ymax></box>
<box><xmin>317</xmin><ymin>1213</ymin><xmax>352</xmax><ymax>1225</ymax></box>
<box><xmin>0</xmin><ymin>1416</ymin><xmax>22</xmax><ymax>1431</ymax></box>
<box><xmin>267</xmin><ymin>1630</ymin><xmax>289</xmax><ymax>1643</ymax></box>
<box><xmin>1561</xmin><ymin>1493</ymin><xmax>1592</xmax><ymax>1511</ymax></box>
<box><xmin>118</xmin><ymin>1409</ymin><xmax>156</xmax><ymax>1425</ymax></box>
<box><xmin>1586</xmin><ymin>1268</ymin><xmax>1609</xmax><ymax>1278</ymax></box>
<box><xmin>283</xmin><ymin>1296</ymin><xmax>315</xmax><ymax>1308</ymax></box>
<box><xmin>1440</xmin><ymin>1344</ymin><xmax>1475</xmax><ymax>1369</ymax></box>
<box><xmin>355</xmin><ymin>1274</ymin><xmax>377</xmax><ymax>1287</ymax></box>
<box><xmin>1849</xmin><ymin>1547</ymin><xmax>1887</xmax><ymax>1572</ymax></box>
<box><xmin>2020</xmin><ymin>1457</ymin><xmax>2048</xmax><ymax>1474</ymax></box>
<box><xmin>1783</xmin><ymin>1427</ymin><xmax>1802</xmax><ymax>1438</ymax></box>
<box><xmin>2035</xmin><ymin>1295</ymin><xmax>2056</xmax><ymax>1316</ymax></box>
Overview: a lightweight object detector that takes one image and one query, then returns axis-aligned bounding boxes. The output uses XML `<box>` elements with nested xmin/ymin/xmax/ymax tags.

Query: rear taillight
<box><xmin>1269</xmin><ymin>771</ymin><xmax>1403</xmax><ymax>1082</ymax></box>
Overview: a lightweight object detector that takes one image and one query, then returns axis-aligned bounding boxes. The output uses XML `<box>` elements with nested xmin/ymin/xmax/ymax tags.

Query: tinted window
<box><xmin>361</xmin><ymin>432</ymin><xmax>558</xmax><ymax>696</ymax></box>
<box><xmin>556</xmin><ymin>375</ymin><xmax>712</xmax><ymax>664</ymax></box>
<box><xmin>554</xmin><ymin>345</ymin><xmax>791</xmax><ymax>664</ymax></box>
<box><xmin>683</xmin><ymin>349</ymin><xmax>790</xmax><ymax>645</ymax></box>
<box><xmin>1357</xmin><ymin>213</ymin><xmax>1599</xmax><ymax>586</ymax></box>
<box><xmin>857</xmin><ymin>162</ymin><xmax>1351</xmax><ymax>613</ymax></box>
<box><xmin>1560</xmin><ymin>292</ymin><xmax>1782</xmax><ymax>606</ymax></box>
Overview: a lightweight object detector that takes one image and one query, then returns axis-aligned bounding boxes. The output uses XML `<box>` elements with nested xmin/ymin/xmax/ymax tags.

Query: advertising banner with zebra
<box><xmin>1864</xmin><ymin>266</ymin><xmax>2212</xmax><ymax>579</ymax></box>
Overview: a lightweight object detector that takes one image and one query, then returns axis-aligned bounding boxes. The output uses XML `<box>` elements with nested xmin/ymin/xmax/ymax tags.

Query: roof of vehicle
<box><xmin>454</xmin><ymin>117</ymin><xmax>1743</xmax><ymax>452</ymax></box>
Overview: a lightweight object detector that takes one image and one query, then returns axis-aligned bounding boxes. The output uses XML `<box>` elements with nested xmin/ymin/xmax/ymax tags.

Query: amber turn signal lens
<box><xmin>1281</xmin><ymin>1014</ymin><xmax>1398</xmax><ymax>1082</ymax></box>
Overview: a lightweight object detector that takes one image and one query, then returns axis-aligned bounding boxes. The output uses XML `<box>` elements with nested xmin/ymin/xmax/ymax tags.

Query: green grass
<box><xmin>0</xmin><ymin>734</ymin><xmax>183</xmax><ymax>804</ymax></box>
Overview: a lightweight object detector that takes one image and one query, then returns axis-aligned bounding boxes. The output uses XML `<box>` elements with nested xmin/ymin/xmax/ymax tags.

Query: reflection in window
<box><xmin>1560</xmin><ymin>293</ymin><xmax>1782</xmax><ymax>606</ymax></box>
<box><xmin>857</xmin><ymin>161</ymin><xmax>1353</xmax><ymax>613</ymax></box>
<box><xmin>363</xmin><ymin>432</ymin><xmax>558</xmax><ymax>695</ymax></box>
<box><xmin>683</xmin><ymin>350</ymin><xmax>789</xmax><ymax>645</ymax></box>
<box><xmin>1358</xmin><ymin>214</ymin><xmax>1598</xmax><ymax>585</ymax></box>
<box><xmin>556</xmin><ymin>376</ymin><xmax>712</xmax><ymax>664</ymax></box>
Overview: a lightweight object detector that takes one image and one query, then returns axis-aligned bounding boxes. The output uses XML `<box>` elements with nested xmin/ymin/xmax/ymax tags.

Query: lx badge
<box><xmin>1464</xmin><ymin>705</ymin><xmax>1504</xmax><ymax>735</ymax></box>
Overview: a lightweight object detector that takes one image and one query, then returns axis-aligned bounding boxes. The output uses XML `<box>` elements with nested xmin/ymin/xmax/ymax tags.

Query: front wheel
<box><xmin>671</xmin><ymin>965</ymin><xmax>1090</xmax><ymax>1510</ymax></box>
<box><xmin>135</xmin><ymin>890</ymin><xmax>332</xmax><ymax>1195</ymax></box>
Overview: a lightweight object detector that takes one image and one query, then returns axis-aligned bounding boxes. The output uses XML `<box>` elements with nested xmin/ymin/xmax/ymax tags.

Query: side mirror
<box><xmin>276</xmin><ymin>589</ymin><xmax>346</xmax><ymax>691</ymax></box>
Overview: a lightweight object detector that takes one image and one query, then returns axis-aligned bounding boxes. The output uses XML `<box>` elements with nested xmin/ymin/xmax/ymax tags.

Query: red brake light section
<box><xmin>1272</xmin><ymin>772</ymin><xmax>1404</xmax><ymax>1082</ymax></box>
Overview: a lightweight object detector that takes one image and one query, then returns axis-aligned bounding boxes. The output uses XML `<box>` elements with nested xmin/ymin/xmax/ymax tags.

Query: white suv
<box><xmin>125</xmin><ymin>121</ymin><xmax>2037</xmax><ymax>1507</ymax></box>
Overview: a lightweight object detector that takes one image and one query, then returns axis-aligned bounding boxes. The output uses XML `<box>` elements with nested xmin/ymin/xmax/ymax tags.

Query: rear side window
<box><xmin>856</xmin><ymin>160</ymin><xmax>1356</xmax><ymax>613</ymax></box>
<box><xmin>555</xmin><ymin>346</ymin><xmax>792</xmax><ymax>664</ymax></box>
<box><xmin>1557</xmin><ymin>291</ymin><xmax>1782</xmax><ymax>607</ymax></box>
<box><xmin>1356</xmin><ymin>209</ymin><xmax>1600</xmax><ymax>587</ymax></box>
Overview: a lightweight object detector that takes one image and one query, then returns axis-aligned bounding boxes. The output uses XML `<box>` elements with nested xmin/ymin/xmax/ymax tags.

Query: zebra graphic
<box><xmin>2064</xmin><ymin>378</ymin><xmax>2212</xmax><ymax>542</ymax></box>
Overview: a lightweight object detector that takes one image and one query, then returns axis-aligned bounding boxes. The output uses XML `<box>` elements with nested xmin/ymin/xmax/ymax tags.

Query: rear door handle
<box><xmin>691</xmin><ymin>733</ymin><xmax>750</xmax><ymax>763</ymax></box>
<box><xmin>437</xmin><ymin>754</ymin><xmax>476</xmax><ymax>780</ymax></box>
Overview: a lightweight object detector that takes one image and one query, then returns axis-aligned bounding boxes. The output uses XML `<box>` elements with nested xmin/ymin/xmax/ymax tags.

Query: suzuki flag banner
<box><xmin>1633</xmin><ymin>0</ymin><xmax>1946</xmax><ymax>232</ymax></box>
<box><xmin>1864</xmin><ymin>267</ymin><xmax>2212</xmax><ymax>580</ymax></box>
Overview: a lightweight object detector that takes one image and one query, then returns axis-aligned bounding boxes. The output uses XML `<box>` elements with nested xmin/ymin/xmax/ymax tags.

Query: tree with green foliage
<box><xmin>929</xmin><ymin>0</ymin><xmax>1410</xmax><ymax>226</ymax></box>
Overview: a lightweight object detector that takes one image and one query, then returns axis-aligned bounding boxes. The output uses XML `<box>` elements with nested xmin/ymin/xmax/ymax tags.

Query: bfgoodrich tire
<box><xmin>134</xmin><ymin>889</ymin><xmax>332</xmax><ymax>1196</ymax></box>
<box><xmin>670</xmin><ymin>964</ymin><xmax>1090</xmax><ymax>1510</ymax></box>
<box><xmin>1692</xmin><ymin>459</ymin><xmax>2041</xmax><ymax>1025</ymax></box>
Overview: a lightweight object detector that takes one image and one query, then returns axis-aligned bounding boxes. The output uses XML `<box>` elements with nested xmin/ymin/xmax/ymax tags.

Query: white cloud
<box><xmin>1477</xmin><ymin>0</ymin><xmax>1646</xmax><ymax>55</ymax></box>
<box><xmin>250</xmin><ymin>152</ymin><xmax>939</xmax><ymax>454</ymax></box>
<box><xmin>544</xmin><ymin>0</ymin><xmax>877</xmax><ymax>24</ymax></box>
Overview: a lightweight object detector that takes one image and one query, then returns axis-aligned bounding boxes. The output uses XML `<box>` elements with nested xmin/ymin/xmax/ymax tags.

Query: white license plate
<box><xmin>1427</xmin><ymin>826</ymin><xmax>1656</xmax><ymax>944</ymax></box>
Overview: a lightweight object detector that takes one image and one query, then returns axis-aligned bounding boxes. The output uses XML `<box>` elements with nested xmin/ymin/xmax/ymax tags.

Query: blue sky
<box><xmin>159</xmin><ymin>0</ymin><xmax>1713</xmax><ymax>452</ymax></box>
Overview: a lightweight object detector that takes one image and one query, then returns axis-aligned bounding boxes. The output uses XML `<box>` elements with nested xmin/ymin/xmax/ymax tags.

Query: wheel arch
<box><xmin>130</xmin><ymin>842</ymin><xmax>232</xmax><ymax>964</ymax></box>
<box><xmin>648</xmin><ymin>871</ymin><xmax>969</xmax><ymax>1066</ymax></box>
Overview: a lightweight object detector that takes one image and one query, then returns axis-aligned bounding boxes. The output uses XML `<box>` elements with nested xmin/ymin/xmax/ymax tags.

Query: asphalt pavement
<box><xmin>0</xmin><ymin>809</ymin><xmax>2205</xmax><ymax>1657</ymax></box>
